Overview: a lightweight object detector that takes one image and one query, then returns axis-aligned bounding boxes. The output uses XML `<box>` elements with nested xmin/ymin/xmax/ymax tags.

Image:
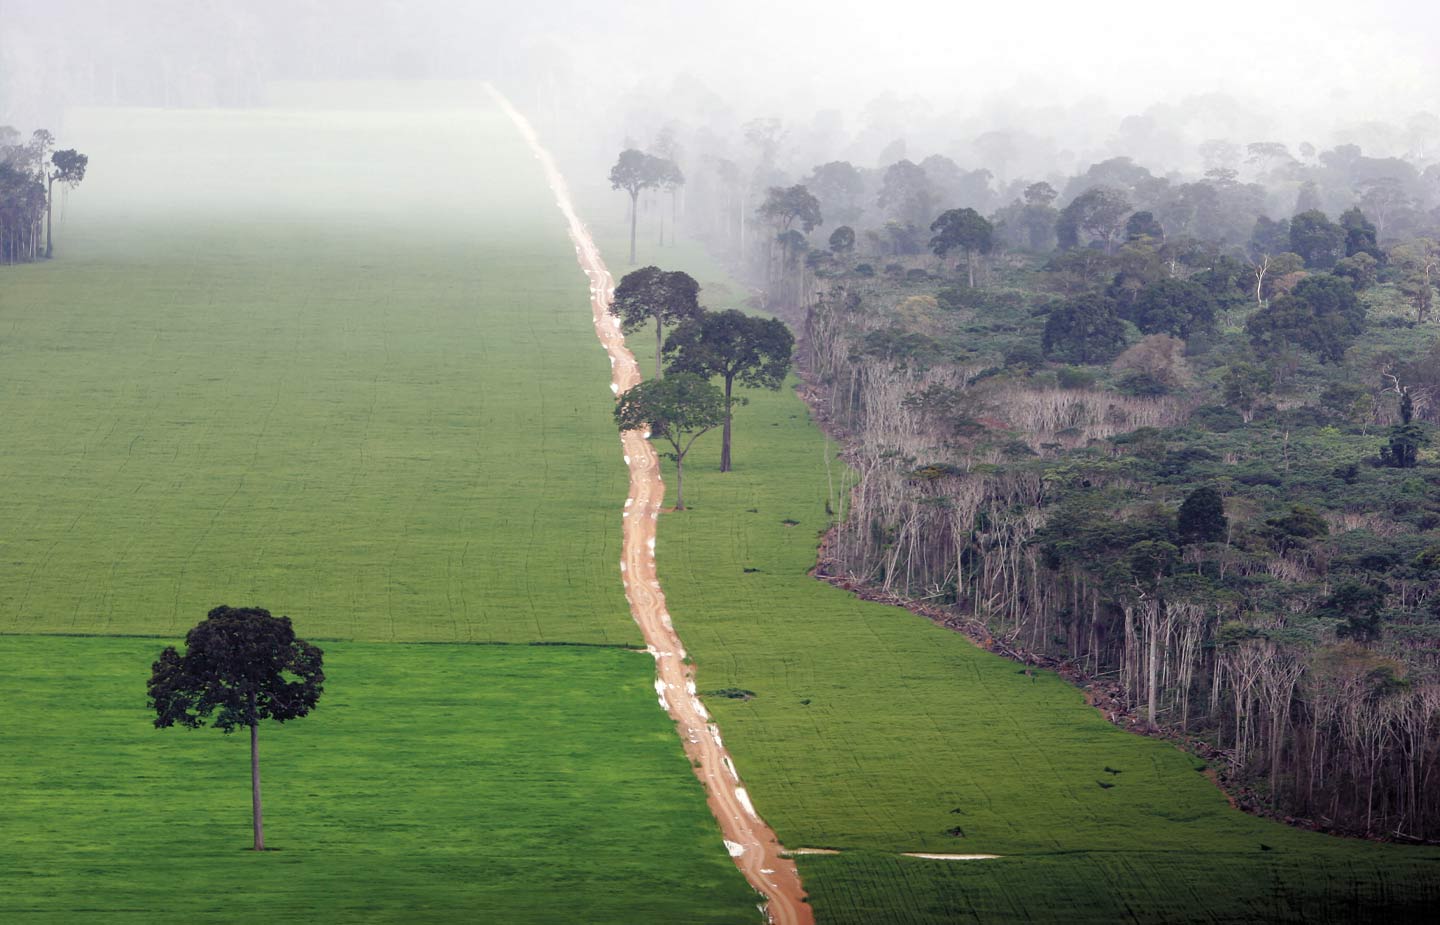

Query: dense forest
<box><xmin>616</xmin><ymin>106</ymin><xmax>1440</xmax><ymax>842</ymax></box>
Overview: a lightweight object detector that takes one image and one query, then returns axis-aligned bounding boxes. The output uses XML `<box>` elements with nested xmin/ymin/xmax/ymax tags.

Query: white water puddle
<box><xmin>724</xmin><ymin>840</ymin><xmax>746</xmax><ymax>858</ymax></box>
<box><xmin>901</xmin><ymin>853</ymin><xmax>1002</xmax><ymax>860</ymax></box>
<box><xmin>735</xmin><ymin>788</ymin><xmax>757</xmax><ymax>818</ymax></box>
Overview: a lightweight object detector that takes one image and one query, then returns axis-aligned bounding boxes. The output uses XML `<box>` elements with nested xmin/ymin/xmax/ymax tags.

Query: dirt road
<box><xmin>486</xmin><ymin>86</ymin><xmax>813</xmax><ymax>925</ymax></box>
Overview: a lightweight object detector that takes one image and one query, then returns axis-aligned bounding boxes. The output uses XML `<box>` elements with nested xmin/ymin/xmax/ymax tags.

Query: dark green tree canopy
<box><xmin>1289</xmin><ymin>209</ymin><xmax>1345</xmax><ymax>268</ymax></box>
<box><xmin>665</xmin><ymin>309</ymin><xmax>794</xmax><ymax>472</ymax></box>
<box><xmin>1042</xmin><ymin>292</ymin><xmax>1128</xmax><ymax>364</ymax></box>
<box><xmin>611</xmin><ymin>266</ymin><xmax>701</xmax><ymax>333</ymax></box>
<box><xmin>1125</xmin><ymin>210</ymin><xmax>1165</xmax><ymax>242</ymax></box>
<box><xmin>665</xmin><ymin>309</ymin><xmax>794</xmax><ymax>392</ymax></box>
<box><xmin>1339</xmin><ymin>206</ymin><xmax>1380</xmax><ymax>260</ymax></box>
<box><xmin>828</xmin><ymin>225</ymin><xmax>856</xmax><ymax>254</ymax></box>
<box><xmin>1246</xmin><ymin>273</ymin><xmax>1364</xmax><ymax>363</ymax></box>
<box><xmin>149</xmin><ymin>605</ymin><xmax>324</xmax><ymax>732</ymax></box>
<box><xmin>609</xmin><ymin>148</ymin><xmax>662</xmax><ymax>198</ymax></box>
<box><xmin>1126</xmin><ymin>277</ymin><xmax>1216</xmax><ymax>338</ymax></box>
<box><xmin>611</xmin><ymin>267</ymin><xmax>702</xmax><ymax>376</ymax></box>
<box><xmin>1177</xmin><ymin>487</ymin><xmax>1227</xmax><ymax>544</ymax></box>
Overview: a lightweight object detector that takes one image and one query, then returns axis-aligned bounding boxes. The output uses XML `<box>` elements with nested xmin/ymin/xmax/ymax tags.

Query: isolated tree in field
<box><xmin>610</xmin><ymin>148</ymin><xmax>664</xmax><ymax>264</ymax></box>
<box><xmin>664</xmin><ymin>309</ymin><xmax>794</xmax><ymax>472</ymax></box>
<box><xmin>149</xmin><ymin>606</ymin><xmax>324</xmax><ymax>852</ymax></box>
<box><xmin>614</xmin><ymin>373</ymin><xmax>725</xmax><ymax>510</ymax></box>
<box><xmin>45</xmin><ymin>148</ymin><xmax>87</xmax><ymax>259</ymax></box>
<box><xmin>611</xmin><ymin>267</ymin><xmax>701</xmax><ymax>378</ymax></box>
<box><xmin>928</xmin><ymin>207</ymin><xmax>993</xmax><ymax>287</ymax></box>
<box><xmin>828</xmin><ymin>225</ymin><xmax>855</xmax><ymax>256</ymax></box>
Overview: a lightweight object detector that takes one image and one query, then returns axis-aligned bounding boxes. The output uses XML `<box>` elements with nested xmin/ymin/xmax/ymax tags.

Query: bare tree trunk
<box><xmin>45</xmin><ymin>175</ymin><xmax>54</xmax><ymax>259</ymax></box>
<box><xmin>721</xmin><ymin>376</ymin><xmax>733</xmax><ymax>472</ymax></box>
<box><xmin>250</xmin><ymin>718</ymin><xmax>264</xmax><ymax>851</ymax></box>
<box><xmin>674</xmin><ymin>456</ymin><xmax>686</xmax><ymax>510</ymax></box>
<box><xmin>629</xmin><ymin>191</ymin><xmax>639</xmax><ymax>264</ymax></box>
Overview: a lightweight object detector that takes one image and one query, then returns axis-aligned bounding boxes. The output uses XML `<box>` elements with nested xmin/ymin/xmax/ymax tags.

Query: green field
<box><xmin>579</xmin><ymin>215</ymin><xmax>1440</xmax><ymax>921</ymax></box>
<box><xmin>0</xmin><ymin>636</ymin><xmax>755</xmax><ymax>923</ymax></box>
<box><xmin>0</xmin><ymin>100</ymin><xmax>757</xmax><ymax>923</ymax></box>
<box><xmin>0</xmin><ymin>105</ymin><xmax>630</xmax><ymax>645</ymax></box>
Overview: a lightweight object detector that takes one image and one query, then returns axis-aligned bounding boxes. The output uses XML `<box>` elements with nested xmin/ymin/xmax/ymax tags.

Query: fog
<box><xmin>3</xmin><ymin>0</ymin><xmax>1439</xmax><ymax>183</ymax></box>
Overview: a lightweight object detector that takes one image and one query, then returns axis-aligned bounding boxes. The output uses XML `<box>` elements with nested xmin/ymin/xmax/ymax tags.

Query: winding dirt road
<box><xmin>486</xmin><ymin>86</ymin><xmax>813</xmax><ymax>925</ymax></box>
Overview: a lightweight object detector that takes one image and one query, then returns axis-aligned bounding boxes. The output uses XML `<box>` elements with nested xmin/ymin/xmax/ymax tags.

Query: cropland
<box><xmin>0</xmin><ymin>98</ymin><xmax>756</xmax><ymax>923</ymax></box>
<box><xmin>1</xmin><ymin>87</ymin><xmax>1438</xmax><ymax>924</ymax></box>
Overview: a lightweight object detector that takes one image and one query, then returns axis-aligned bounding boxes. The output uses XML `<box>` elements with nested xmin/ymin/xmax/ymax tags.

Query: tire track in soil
<box><xmin>486</xmin><ymin>85</ymin><xmax>814</xmax><ymax>925</ymax></box>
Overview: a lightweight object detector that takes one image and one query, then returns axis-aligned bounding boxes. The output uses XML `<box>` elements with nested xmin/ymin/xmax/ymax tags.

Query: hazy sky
<box><xmin>593</xmin><ymin>0</ymin><xmax>1440</xmax><ymax>122</ymax></box>
<box><xmin>4</xmin><ymin>0</ymin><xmax>1438</xmax><ymax>153</ymax></box>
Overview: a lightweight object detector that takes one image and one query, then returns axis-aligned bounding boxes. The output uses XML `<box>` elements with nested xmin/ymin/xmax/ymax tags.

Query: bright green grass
<box><xmin>0</xmin><ymin>635</ymin><xmax>757</xmax><ymax>924</ymax></box>
<box><xmin>0</xmin><ymin>102</ymin><xmax>758</xmax><ymax>924</ymax></box>
<box><xmin>575</xmin><ymin>208</ymin><xmax>1440</xmax><ymax>921</ymax></box>
<box><xmin>0</xmin><ymin>105</ymin><xmax>630</xmax><ymax>644</ymax></box>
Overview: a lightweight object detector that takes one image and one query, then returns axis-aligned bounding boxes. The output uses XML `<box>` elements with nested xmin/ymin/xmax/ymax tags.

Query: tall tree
<box><xmin>45</xmin><ymin>148</ymin><xmax>87</xmax><ymax>259</ymax></box>
<box><xmin>1042</xmin><ymin>293</ymin><xmax>1128</xmax><ymax>364</ymax></box>
<box><xmin>149</xmin><ymin>606</ymin><xmax>324</xmax><ymax>852</ymax></box>
<box><xmin>614</xmin><ymin>373</ymin><xmax>725</xmax><ymax>510</ymax></box>
<box><xmin>1339</xmin><ymin>206</ymin><xmax>1380</xmax><ymax>260</ymax></box>
<box><xmin>876</xmin><ymin>159</ymin><xmax>937</xmax><ymax>229</ymax></box>
<box><xmin>610</xmin><ymin>148</ymin><xmax>664</xmax><ymax>264</ymax></box>
<box><xmin>805</xmin><ymin>161</ymin><xmax>864</xmax><ymax>224</ymax></box>
<box><xmin>664</xmin><ymin>309</ymin><xmax>794</xmax><ymax>472</ymax></box>
<box><xmin>610</xmin><ymin>267</ymin><xmax>702</xmax><ymax>378</ymax></box>
<box><xmin>1289</xmin><ymin>209</ymin><xmax>1345</xmax><ymax>269</ymax></box>
<box><xmin>1057</xmin><ymin>186</ymin><xmax>1131</xmax><ymax>254</ymax></box>
<box><xmin>928</xmin><ymin>207</ymin><xmax>994</xmax><ymax>287</ymax></box>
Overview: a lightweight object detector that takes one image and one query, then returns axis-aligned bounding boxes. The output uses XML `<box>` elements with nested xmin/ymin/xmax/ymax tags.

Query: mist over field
<box><xmin>5</xmin><ymin>0</ymin><xmax>1440</xmax><ymax>172</ymax></box>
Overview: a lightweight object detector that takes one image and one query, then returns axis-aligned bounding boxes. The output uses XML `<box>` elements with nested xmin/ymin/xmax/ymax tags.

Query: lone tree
<box><xmin>614</xmin><ymin>373</ymin><xmax>724</xmax><ymax>510</ymax></box>
<box><xmin>45</xmin><ymin>148</ymin><xmax>87</xmax><ymax>258</ymax></box>
<box><xmin>609</xmin><ymin>148</ymin><xmax>665</xmax><ymax>264</ymax></box>
<box><xmin>148</xmin><ymin>606</ymin><xmax>324</xmax><ymax>851</ymax></box>
<box><xmin>664</xmin><ymin>309</ymin><xmax>794</xmax><ymax>472</ymax></box>
<box><xmin>929</xmin><ymin>207</ymin><xmax>994</xmax><ymax>287</ymax></box>
<box><xmin>611</xmin><ymin>267</ymin><xmax>701</xmax><ymax>378</ymax></box>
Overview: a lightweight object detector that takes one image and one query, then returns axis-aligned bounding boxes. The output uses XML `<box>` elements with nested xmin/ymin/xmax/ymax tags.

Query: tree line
<box><xmin>1</xmin><ymin>126</ymin><xmax>88</xmax><ymax>264</ymax></box>
<box><xmin>608</xmin><ymin>113</ymin><xmax>1440</xmax><ymax>841</ymax></box>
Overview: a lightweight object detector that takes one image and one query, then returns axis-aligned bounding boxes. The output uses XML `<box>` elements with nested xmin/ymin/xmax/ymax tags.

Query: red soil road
<box><xmin>486</xmin><ymin>86</ymin><xmax>814</xmax><ymax>925</ymax></box>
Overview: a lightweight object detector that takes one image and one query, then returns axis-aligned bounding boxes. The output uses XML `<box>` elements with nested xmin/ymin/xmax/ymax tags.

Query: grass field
<box><xmin>575</xmin><ymin>205</ymin><xmax>1440</xmax><ymax>921</ymax></box>
<box><xmin>0</xmin><ymin>105</ymin><xmax>631</xmax><ymax>645</ymax></box>
<box><xmin>0</xmin><ymin>636</ymin><xmax>757</xmax><ymax>923</ymax></box>
<box><xmin>0</xmin><ymin>98</ymin><xmax>758</xmax><ymax>924</ymax></box>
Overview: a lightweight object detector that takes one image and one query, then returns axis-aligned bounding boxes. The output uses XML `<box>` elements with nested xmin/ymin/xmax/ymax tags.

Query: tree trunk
<box><xmin>721</xmin><ymin>375</ymin><xmax>734</xmax><ymax>472</ymax></box>
<box><xmin>45</xmin><ymin>175</ymin><xmax>54</xmax><ymax>260</ymax></box>
<box><xmin>967</xmin><ymin>251</ymin><xmax>975</xmax><ymax>288</ymax></box>
<box><xmin>674</xmin><ymin>455</ymin><xmax>686</xmax><ymax>510</ymax></box>
<box><xmin>1147</xmin><ymin>610</ymin><xmax>1159</xmax><ymax>728</ymax></box>
<box><xmin>250</xmin><ymin>719</ymin><xmax>264</xmax><ymax>851</ymax></box>
<box><xmin>654</xmin><ymin>317</ymin><xmax>664</xmax><ymax>379</ymax></box>
<box><xmin>629</xmin><ymin>191</ymin><xmax>639</xmax><ymax>264</ymax></box>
